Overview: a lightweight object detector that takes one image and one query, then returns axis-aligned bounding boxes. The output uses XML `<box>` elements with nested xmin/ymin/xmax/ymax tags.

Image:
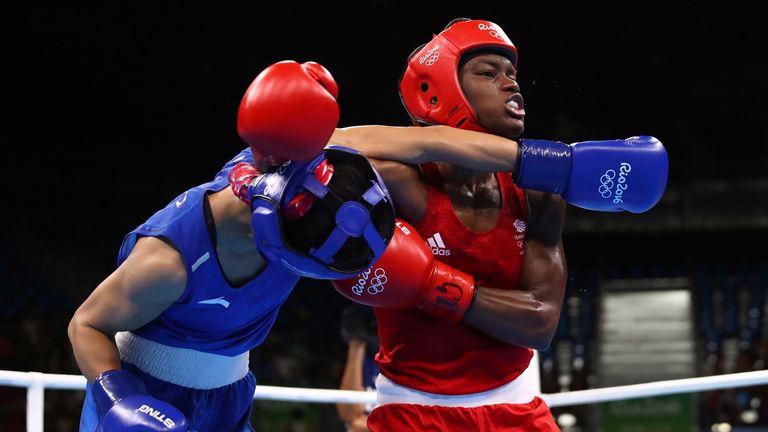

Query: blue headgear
<box><xmin>247</xmin><ymin>145</ymin><xmax>395</xmax><ymax>279</ymax></box>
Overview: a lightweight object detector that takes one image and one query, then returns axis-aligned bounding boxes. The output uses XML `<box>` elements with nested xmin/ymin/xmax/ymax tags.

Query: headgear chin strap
<box><xmin>398</xmin><ymin>18</ymin><xmax>518</xmax><ymax>132</ymax></box>
<box><xmin>248</xmin><ymin>146</ymin><xmax>395</xmax><ymax>279</ymax></box>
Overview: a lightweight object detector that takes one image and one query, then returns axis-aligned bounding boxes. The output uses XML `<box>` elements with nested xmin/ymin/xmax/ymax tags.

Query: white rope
<box><xmin>254</xmin><ymin>385</ymin><xmax>377</xmax><ymax>404</ymax></box>
<box><xmin>543</xmin><ymin>369</ymin><xmax>768</xmax><ymax>407</ymax></box>
<box><xmin>0</xmin><ymin>369</ymin><xmax>87</xmax><ymax>389</ymax></box>
<box><xmin>3</xmin><ymin>368</ymin><xmax>768</xmax><ymax>406</ymax></box>
<box><xmin>0</xmin><ymin>369</ymin><xmax>377</xmax><ymax>403</ymax></box>
<box><xmin>3</xmin><ymin>368</ymin><xmax>768</xmax><ymax>430</ymax></box>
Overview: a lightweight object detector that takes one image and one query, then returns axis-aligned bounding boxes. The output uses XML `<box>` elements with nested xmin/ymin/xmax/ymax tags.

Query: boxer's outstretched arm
<box><xmin>67</xmin><ymin>236</ymin><xmax>186</xmax><ymax>381</ymax></box>
<box><xmin>331</xmin><ymin>125</ymin><xmax>519</xmax><ymax>171</ymax></box>
<box><xmin>334</xmin><ymin>128</ymin><xmax>669</xmax><ymax>214</ymax></box>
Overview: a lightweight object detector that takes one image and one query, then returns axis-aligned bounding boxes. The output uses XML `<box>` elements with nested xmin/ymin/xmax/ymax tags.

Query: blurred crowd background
<box><xmin>4</xmin><ymin>2</ymin><xmax>768</xmax><ymax>431</ymax></box>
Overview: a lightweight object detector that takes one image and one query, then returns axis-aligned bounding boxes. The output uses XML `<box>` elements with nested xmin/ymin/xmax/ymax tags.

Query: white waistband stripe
<box><xmin>375</xmin><ymin>363</ymin><xmax>537</xmax><ymax>408</ymax></box>
<box><xmin>115</xmin><ymin>331</ymin><xmax>249</xmax><ymax>390</ymax></box>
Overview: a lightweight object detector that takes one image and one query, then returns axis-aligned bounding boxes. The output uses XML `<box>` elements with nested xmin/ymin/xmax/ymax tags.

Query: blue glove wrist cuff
<box><xmin>93</xmin><ymin>369</ymin><xmax>147</xmax><ymax>419</ymax></box>
<box><xmin>514</xmin><ymin>139</ymin><xmax>572</xmax><ymax>194</ymax></box>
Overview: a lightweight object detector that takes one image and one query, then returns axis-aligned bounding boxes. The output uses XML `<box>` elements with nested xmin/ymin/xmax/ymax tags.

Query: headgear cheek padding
<box><xmin>248</xmin><ymin>146</ymin><xmax>395</xmax><ymax>279</ymax></box>
<box><xmin>398</xmin><ymin>18</ymin><xmax>518</xmax><ymax>133</ymax></box>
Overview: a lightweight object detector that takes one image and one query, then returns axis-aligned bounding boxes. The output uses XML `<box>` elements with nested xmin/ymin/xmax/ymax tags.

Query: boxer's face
<box><xmin>459</xmin><ymin>52</ymin><xmax>524</xmax><ymax>139</ymax></box>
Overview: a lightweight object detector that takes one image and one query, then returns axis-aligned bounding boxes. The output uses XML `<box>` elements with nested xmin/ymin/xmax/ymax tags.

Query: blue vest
<box><xmin>117</xmin><ymin>148</ymin><xmax>300</xmax><ymax>356</ymax></box>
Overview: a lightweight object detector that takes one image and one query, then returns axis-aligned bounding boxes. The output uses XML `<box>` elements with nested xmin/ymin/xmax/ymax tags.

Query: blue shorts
<box><xmin>79</xmin><ymin>362</ymin><xmax>257</xmax><ymax>432</ymax></box>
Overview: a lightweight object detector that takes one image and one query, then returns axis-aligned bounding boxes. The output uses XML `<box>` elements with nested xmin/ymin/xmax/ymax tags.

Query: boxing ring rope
<box><xmin>3</xmin><ymin>369</ymin><xmax>768</xmax><ymax>432</ymax></box>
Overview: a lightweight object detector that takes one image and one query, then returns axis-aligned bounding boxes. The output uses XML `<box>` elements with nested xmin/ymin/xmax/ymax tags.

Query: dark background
<box><xmin>4</xmin><ymin>1</ymin><xmax>768</xmax><ymax>341</ymax></box>
<box><xmin>6</xmin><ymin>2</ymin><xmax>768</xmax><ymax>301</ymax></box>
<box><xmin>2</xmin><ymin>2</ymin><xmax>768</xmax><ymax>429</ymax></box>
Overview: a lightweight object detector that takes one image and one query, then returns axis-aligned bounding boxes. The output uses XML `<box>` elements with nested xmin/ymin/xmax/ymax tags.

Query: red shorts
<box><xmin>367</xmin><ymin>397</ymin><xmax>558</xmax><ymax>431</ymax></box>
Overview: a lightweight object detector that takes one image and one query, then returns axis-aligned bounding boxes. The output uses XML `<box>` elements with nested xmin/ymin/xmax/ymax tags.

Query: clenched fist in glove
<box><xmin>237</xmin><ymin>60</ymin><xmax>340</xmax><ymax>166</ymax></box>
<box><xmin>93</xmin><ymin>369</ymin><xmax>189</xmax><ymax>431</ymax></box>
<box><xmin>332</xmin><ymin>219</ymin><xmax>476</xmax><ymax>323</ymax></box>
<box><xmin>515</xmin><ymin>136</ymin><xmax>668</xmax><ymax>213</ymax></box>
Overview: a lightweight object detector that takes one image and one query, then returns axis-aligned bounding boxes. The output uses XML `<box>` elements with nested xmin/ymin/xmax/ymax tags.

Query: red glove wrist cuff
<box><xmin>228</xmin><ymin>162</ymin><xmax>262</xmax><ymax>206</ymax></box>
<box><xmin>416</xmin><ymin>262</ymin><xmax>477</xmax><ymax>322</ymax></box>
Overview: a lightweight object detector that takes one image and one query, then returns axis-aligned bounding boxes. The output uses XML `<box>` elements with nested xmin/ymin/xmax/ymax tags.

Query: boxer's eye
<box><xmin>479</xmin><ymin>70</ymin><xmax>496</xmax><ymax>78</ymax></box>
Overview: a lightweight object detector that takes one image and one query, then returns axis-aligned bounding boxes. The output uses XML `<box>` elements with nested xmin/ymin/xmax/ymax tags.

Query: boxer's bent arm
<box><xmin>463</xmin><ymin>192</ymin><xmax>567</xmax><ymax>350</ymax></box>
<box><xmin>331</xmin><ymin>125</ymin><xmax>519</xmax><ymax>171</ymax></box>
<box><xmin>68</xmin><ymin>236</ymin><xmax>186</xmax><ymax>381</ymax></box>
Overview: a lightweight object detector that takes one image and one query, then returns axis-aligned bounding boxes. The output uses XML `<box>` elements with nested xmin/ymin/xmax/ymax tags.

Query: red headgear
<box><xmin>398</xmin><ymin>18</ymin><xmax>518</xmax><ymax>132</ymax></box>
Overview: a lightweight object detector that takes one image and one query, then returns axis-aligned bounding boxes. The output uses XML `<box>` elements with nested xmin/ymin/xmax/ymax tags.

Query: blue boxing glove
<box><xmin>93</xmin><ymin>370</ymin><xmax>189</xmax><ymax>431</ymax></box>
<box><xmin>514</xmin><ymin>136</ymin><xmax>668</xmax><ymax>213</ymax></box>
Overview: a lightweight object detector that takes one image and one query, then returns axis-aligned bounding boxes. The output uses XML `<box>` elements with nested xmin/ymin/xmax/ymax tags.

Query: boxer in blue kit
<box><xmin>68</xmin><ymin>60</ymin><xmax>396</xmax><ymax>431</ymax></box>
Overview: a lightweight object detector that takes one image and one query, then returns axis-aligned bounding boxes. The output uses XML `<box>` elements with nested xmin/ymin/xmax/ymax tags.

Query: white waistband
<box><xmin>375</xmin><ymin>362</ymin><xmax>537</xmax><ymax>408</ymax></box>
<box><xmin>115</xmin><ymin>331</ymin><xmax>249</xmax><ymax>390</ymax></box>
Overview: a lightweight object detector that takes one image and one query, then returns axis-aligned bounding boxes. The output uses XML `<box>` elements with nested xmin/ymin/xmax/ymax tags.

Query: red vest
<box><xmin>375</xmin><ymin>169</ymin><xmax>533</xmax><ymax>394</ymax></box>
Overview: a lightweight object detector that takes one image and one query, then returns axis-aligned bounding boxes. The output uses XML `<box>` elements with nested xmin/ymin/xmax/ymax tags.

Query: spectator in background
<box><xmin>336</xmin><ymin>304</ymin><xmax>379</xmax><ymax>432</ymax></box>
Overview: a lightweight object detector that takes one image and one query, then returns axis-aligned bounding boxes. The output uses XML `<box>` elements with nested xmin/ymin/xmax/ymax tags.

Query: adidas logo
<box><xmin>425</xmin><ymin>233</ymin><xmax>451</xmax><ymax>256</ymax></box>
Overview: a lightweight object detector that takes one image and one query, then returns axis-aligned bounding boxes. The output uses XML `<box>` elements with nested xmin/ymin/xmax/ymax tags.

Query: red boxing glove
<box><xmin>332</xmin><ymin>219</ymin><xmax>477</xmax><ymax>322</ymax></box>
<box><xmin>237</xmin><ymin>60</ymin><xmax>340</xmax><ymax>165</ymax></box>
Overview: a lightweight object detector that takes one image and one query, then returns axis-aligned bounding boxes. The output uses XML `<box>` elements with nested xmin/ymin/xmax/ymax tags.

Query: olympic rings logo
<box><xmin>424</xmin><ymin>52</ymin><xmax>440</xmax><ymax>66</ymax></box>
<box><xmin>597</xmin><ymin>163</ymin><xmax>632</xmax><ymax>203</ymax></box>
<box><xmin>350</xmin><ymin>267</ymin><xmax>387</xmax><ymax>296</ymax></box>
<box><xmin>418</xmin><ymin>44</ymin><xmax>440</xmax><ymax>66</ymax></box>
<box><xmin>367</xmin><ymin>268</ymin><xmax>387</xmax><ymax>295</ymax></box>
<box><xmin>598</xmin><ymin>169</ymin><xmax>616</xmax><ymax>198</ymax></box>
<box><xmin>478</xmin><ymin>23</ymin><xmax>504</xmax><ymax>40</ymax></box>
